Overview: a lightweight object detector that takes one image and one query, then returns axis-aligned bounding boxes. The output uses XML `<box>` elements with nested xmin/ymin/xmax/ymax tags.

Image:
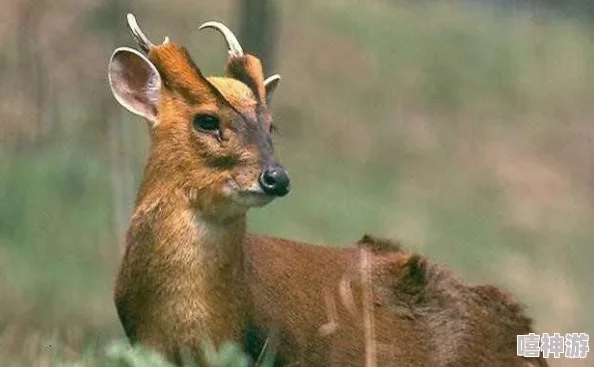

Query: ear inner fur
<box><xmin>108</xmin><ymin>47</ymin><xmax>161</xmax><ymax>124</ymax></box>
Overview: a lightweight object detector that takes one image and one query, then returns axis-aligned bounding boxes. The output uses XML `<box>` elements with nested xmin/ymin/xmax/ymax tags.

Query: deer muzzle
<box><xmin>258</xmin><ymin>165</ymin><xmax>290</xmax><ymax>197</ymax></box>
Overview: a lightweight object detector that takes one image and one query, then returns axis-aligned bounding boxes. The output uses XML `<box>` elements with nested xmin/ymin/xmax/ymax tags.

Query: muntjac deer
<box><xmin>108</xmin><ymin>14</ymin><xmax>547</xmax><ymax>367</ymax></box>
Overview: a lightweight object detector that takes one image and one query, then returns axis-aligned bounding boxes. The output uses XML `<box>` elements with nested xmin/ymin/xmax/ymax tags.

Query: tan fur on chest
<box><xmin>115</xmin><ymin>199</ymin><xmax>249</xmax><ymax>359</ymax></box>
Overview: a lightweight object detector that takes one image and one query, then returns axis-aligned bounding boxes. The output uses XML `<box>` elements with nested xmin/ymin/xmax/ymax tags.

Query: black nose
<box><xmin>258</xmin><ymin>166</ymin><xmax>290</xmax><ymax>197</ymax></box>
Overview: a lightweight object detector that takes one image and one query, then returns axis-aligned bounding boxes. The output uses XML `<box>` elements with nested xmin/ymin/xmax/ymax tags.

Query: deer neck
<box><xmin>127</xmin><ymin>179</ymin><xmax>251</xmax><ymax>347</ymax></box>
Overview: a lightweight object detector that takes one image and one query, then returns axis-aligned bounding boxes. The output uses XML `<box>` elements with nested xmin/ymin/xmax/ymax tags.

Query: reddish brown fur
<box><xmin>246</xmin><ymin>235</ymin><xmax>548</xmax><ymax>366</ymax></box>
<box><xmin>225</xmin><ymin>55</ymin><xmax>267</xmax><ymax>104</ymax></box>
<box><xmin>112</xmin><ymin>39</ymin><xmax>548</xmax><ymax>366</ymax></box>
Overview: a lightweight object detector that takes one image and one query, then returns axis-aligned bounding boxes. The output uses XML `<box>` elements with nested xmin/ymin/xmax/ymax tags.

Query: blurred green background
<box><xmin>0</xmin><ymin>0</ymin><xmax>593</xmax><ymax>365</ymax></box>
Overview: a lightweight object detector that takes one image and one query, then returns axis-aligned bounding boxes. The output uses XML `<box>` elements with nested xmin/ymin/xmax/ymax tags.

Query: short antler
<box><xmin>263</xmin><ymin>74</ymin><xmax>281</xmax><ymax>88</ymax></box>
<box><xmin>199</xmin><ymin>21</ymin><xmax>244</xmax><ymax>58</ymax></box>
<box><xmin>127</xmin><ymin>13</ymin><xmax>155</xmax><ymax>53</ymax></box>
<box><xmin>199</xmin><ymin>21</ymin><xmax>279</xmax><ymax>94</ymax></box>
<box><xmin>127</xmin><ymin>13</ymin><xmax>170</xmax><ymax>53</ymax></box>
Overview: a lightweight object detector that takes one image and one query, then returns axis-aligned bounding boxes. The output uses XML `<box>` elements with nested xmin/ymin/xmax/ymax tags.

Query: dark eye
<box><xmin>192</xmin><ymin>114</ymin><xmax>220</xmax><ymax>132</ymax></box>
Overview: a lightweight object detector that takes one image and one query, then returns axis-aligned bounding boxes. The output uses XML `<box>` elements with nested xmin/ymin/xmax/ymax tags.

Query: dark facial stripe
<box><xmin>234</xmin><ymin>108</ymin><xmax>275</xmax><ymax>168</ymax></box>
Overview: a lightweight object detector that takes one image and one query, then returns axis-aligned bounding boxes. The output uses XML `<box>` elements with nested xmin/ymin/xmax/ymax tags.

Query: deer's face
<box><xmin>108</xmin><ymin>19</ymin><xmax>287</xmax><ymax>215</ymax></box>
<box><xmin>155</xmin><ymin>75</ymin><xmax>288</xmax><ymax>211</ymax></box>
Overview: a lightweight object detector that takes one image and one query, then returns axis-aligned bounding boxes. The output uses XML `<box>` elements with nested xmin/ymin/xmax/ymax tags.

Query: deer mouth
<box><xmin>224</xmin><ymin>180</ymin><xmax>275</xmax><ymax>208</ymax></box>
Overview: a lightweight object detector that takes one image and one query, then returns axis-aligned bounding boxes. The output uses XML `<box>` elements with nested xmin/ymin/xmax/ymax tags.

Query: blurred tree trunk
<box><xmin>103</xmin><ymin>0</ymin><xmax>134</xmax><ymax>249</ymax></box>
<box><xmin>15</xmin><ymin>0</ymin><xmax>49</xmax><ymax>145</ymax></box>
<box><xmin>238</xmin><ymin>0</ymin><xmax>279</xmax><ymax>74</ymax></box>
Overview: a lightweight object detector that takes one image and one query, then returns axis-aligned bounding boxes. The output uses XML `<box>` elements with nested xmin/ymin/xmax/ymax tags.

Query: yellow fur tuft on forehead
<box><xmin>207</xmin><ymin>77</ymin><xmax>257</xmax><ymax>108</ymax></box>
<box><xmin>225</xmin><ymin>55</ymin><xmax>266</xmax><ymax>105</ymax></box>
<box><xmin>146</xmin><ymin>42</ymin><xmax>260</xmax><ymax>109</ymax></box>
<box><xmin>148</xmin><ymin>42</ymin><xmax>215</xmax><ymax>102</ymax></box>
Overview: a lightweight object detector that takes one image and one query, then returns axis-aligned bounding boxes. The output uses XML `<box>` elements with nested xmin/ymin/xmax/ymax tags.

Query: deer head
<box><xmin>108</xmin><ymin>14</ymin><xmax>288</xmax><ymax>218</ymax></box>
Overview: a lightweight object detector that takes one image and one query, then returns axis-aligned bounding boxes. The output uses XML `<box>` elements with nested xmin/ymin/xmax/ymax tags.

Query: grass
<box><xmin>1</xmin><ymin>0</ymin><xmax>593</xmax><ymax>365</ymax></box>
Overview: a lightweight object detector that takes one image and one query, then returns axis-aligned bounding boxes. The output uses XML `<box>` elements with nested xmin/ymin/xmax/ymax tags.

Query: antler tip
<box><xmin>198</xmin><ymin>21</ymin><xmax>215</xmax><ymax>31</ymax></box>
<box><xmin>126</xmin><ymin>13</ymin><xmax>139</xmax><ymax>29</ymax></box>
<box><xmin>126</xmin><ymin>13</ymin><xmax>154</xmax><ymax>53</ymax></box>
<box><xmin>266</xmin><ymin>74</ymin><xmax>281</xmax><ymax>81</ymax></box>
<box><xmin>198</xmin><ymin>21</ymin><xmax>244</xmax><ymax>57</ymax></box>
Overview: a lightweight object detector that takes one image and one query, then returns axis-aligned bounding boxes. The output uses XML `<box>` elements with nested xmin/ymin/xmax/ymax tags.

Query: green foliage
<box><xmin>55</xmin><ymin>340</ymin><xmax>267</xmax><ymax>367</ymax></box>
<box><xmin>0</xmin><ymin>143</ymin><xmax>114</xmax><ymax>307</ymax></box>
<box><xmin>103</xmin><ymin>342</ymin><xmax>173</xmax><ymax>367</ymax></box>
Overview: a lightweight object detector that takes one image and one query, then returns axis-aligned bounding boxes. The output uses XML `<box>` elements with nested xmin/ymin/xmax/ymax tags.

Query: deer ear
<box><xmin>264</xmin><ymin>74</ymin><xmax>280</xmax><ymax>105</ymax></box>
<box><xmin>108</xmin><ymin>47</ymin><xmax>161</xmax><ymax>124</ymax></box>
